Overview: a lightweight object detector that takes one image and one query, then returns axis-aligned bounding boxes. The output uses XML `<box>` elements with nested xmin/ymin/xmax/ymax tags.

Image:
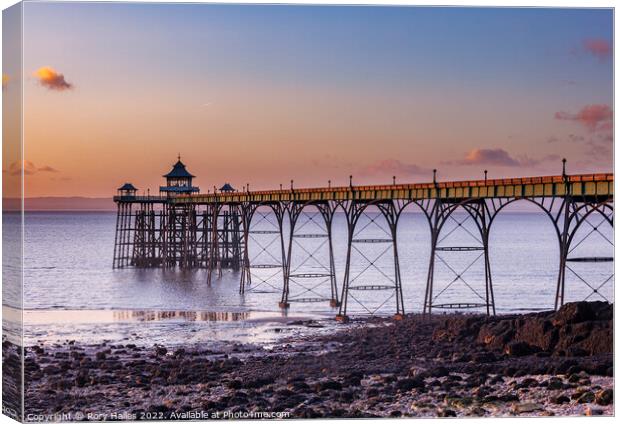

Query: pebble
<box><xmin>585</xmin><ymin>407</ymin><xmax>604</xmax><ymax>416</ymax></box>
<box><xmin>511</xmin><ymin>402</ymin><xmax>543</xmax><ymax>414</ymax></box>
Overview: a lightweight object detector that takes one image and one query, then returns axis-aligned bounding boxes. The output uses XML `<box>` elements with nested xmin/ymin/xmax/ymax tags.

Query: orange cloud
<box><xmin>555</xmin><ymin>104</ymin><xmax>612</xmax><ymax>133</ymax></box>
<box><xmin>33</xmin><ymin>66</ymin><xmax>73</xmax><ymax>91</ymax></box>
<box><xmin>2</xmin><ymin>74</ymin><xmax>9</xmax><ymax>90</ymax></box>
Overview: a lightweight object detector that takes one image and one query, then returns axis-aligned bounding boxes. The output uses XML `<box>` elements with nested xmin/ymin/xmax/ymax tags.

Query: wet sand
<box><xmin>4</xmin><ymin>301</ymin><xmax>614</xmax><ymax>420</ymax></box>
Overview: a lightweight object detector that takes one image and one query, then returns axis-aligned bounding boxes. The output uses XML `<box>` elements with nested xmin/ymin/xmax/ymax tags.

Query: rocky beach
<box><xmin>4</xmin><ymin>301</ymin><xmax>614</xmax><ymax>420</ymax></box>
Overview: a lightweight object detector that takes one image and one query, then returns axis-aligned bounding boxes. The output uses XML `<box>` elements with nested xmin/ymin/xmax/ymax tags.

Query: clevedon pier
<box><xmin>113</xmin><ymin>157</ymin><xmax>614</xmax><ymax>320</ymax></box>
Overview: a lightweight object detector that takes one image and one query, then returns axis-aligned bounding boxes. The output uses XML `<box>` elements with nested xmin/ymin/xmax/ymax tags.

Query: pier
<box><xmin>113</xmin><ymin>158</ymin><xmax>614</xmax><ymax>320</ymax></box>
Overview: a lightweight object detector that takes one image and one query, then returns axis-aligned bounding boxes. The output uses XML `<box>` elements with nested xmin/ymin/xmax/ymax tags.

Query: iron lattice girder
<box><xmin>555</xmin><ymin>198</ymin><xmax>614</xmax><ymax>306</ymax></box>
<box><xmin>239</xmin><ymin>203</ymin><xmax>287</xmax><ymax>295</ymax></box>
<box><xmin>280</xmin><ymin>201</ymin><xmax>339</xmax><ymax>308</ymax></box>
<box><xmin>337</xmin><ymin>200</ymin><xmax>405</xmax><ymax>318</ymax></box>
<box><xmin>423</xmin><ymin>198</ymin><xmax>495</xmax><ymax>316</ymax></box>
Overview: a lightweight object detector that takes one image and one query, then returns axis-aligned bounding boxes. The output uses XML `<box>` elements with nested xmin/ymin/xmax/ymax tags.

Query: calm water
<box><xmin>2</xmin><ymin>210</ymin><xmax>614</xmax><ymax>346</ymax></box>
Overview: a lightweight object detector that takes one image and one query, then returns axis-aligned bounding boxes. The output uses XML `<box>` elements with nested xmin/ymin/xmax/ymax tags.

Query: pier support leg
<box><xmin>554</xmin><ymin>194</ymin><xmax>613</xmax><ymax>309</ymax></box>
<box><xmin>423</xmin><ymin>199</ymin><xmax>495</xmax><ymax>316</ymax></box>
<box><xmin>337</xmin><ymin>200</ymin><xmax>405</xmax><ymax>320</ymax></box>
<box><xmin>282</xmin><ymin>203</ymin><xmax>339</xmax><ymax>308</ymax></box>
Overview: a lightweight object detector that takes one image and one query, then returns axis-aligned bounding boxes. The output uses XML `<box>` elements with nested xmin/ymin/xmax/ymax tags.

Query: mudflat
<box><xmin>7</xmin><ymin>301</ymin><xmax>613</xmax><ymax>420</ymax></box>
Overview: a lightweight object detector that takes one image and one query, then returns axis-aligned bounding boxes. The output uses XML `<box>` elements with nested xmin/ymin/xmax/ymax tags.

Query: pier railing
<box><xmin>113</xmin><ymin>195</ymin><xmax>167</xmax><ymax>203</ymax></box>
<box><xmin>172</xmin><ymin>173</ymin><xmax>613</xmax><ymax>204</ymax></box>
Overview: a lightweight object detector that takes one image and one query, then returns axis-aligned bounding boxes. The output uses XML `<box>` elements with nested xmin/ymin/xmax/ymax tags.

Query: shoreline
<box><xmin>4</xmin><ymin>301</ymin><xmax>614</xmax><ymax>420</ymax></box>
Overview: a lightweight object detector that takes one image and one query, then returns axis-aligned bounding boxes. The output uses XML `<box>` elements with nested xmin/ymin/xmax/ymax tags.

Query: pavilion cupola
<box><xmin>159</xmin><ymin>155</ymin><xmax>200</xmax><ymax>197</ymax></box>
<box><xmin>117</xmin><ymin>182</ymin><xmax>137</xmax><ymax>198</ymax></box>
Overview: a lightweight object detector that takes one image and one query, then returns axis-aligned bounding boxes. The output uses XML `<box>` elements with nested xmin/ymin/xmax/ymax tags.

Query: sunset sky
<box><xmin>3</xmin><ymin>4</ymin><xmax>613</xmax><ymax>198</ymax></box>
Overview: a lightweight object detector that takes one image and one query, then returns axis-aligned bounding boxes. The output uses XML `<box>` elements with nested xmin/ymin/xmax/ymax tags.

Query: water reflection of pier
<box><xmin>112</xmin><ymin>310</ymin><xmax>250</xmax><ymax>322</ymax></box>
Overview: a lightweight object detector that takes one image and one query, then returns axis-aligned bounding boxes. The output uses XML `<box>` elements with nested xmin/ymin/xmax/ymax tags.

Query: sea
<box><xmin>2</xmin><ymin>209</ymin><xmax>614</xmax><ymax>347</ymax></box>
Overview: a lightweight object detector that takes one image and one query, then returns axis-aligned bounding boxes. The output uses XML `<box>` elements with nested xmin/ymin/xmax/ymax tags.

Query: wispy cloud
<box><xmin>358</xmin><ymin>159</ymin><xmax>431</xmax><ymax>177</ymax></box>
<box><xmin>583</xmin><ymin>38</ymin><xmax>612</xmax><ymax>61</ymax></box>
<box><xmin>568</xmin><ymin>134</ymin><xmax>585</xmax><ymax>143</ymax></box>
<box><xmin>448</xmin><ymin>148</ymin><xmax>559</xmax><ymax>168</ymax></box>
<box><xmin>37</xmin><ymin>165</ymin><xmax>60</xmax><ymax>173</ymax></box>
<box><xmin>33</xmin><ymin>66</ymin><xmax>73</xmax><ymax>91</ymax></box>
<box><xmin>555</xmin><ymin>104</ymin><xmax>612</xmax><ymax>133</ymax></box>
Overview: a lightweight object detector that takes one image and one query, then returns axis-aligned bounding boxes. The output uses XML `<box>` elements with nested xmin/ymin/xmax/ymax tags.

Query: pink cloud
<box><xmin>459</xmin><ymin>148</ymin><xmax>519</xmax><ymax>166</ymax></box>
<box><xmin>358</xmin><ymin>159</ymin><xmax>430</xmax><ymax>177</ymax></box>
<box><xmin>6</xmin><ymin>161</ymin><xmax>59</xmax><ymax>176</ymax></box>
<box><xmin>555</xmin><ymin>104</ymin><xmax>612</xmax><ymax>132</ymax></box>
<box><xmin>451</xmin><ymin>148</ymin><xmax>559</xmax><ymax>168</ymax></box>
<box><xmin>583</xmin><ymin>39</ymin><xmax>612</xmax><ymax>61</ymax></box>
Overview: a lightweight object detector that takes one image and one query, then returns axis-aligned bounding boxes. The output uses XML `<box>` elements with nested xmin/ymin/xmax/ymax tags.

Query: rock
<box><xmin>473</xmin><ymin>351</ymin><xmax>498</xmax><ymax>363</ymax></box>
<box><xmin>43</xmin><ymin>365</ymin><xmax>61</xmax><ymax>375</ymax></box>
<box><xmin>366</xmin><ymin>388</ymin><xmax>379</xmax><ymax>397</ymax></box>
<box><xmin>552</xmin><ymin>302</ymin><xmax>608</xmax><ymax>326</ymax></box>
<box><xmin>595</xmin><ymin>389</ymin><xmax>613</xmax><ymax>406</ymax></box>
<box><xmin>517</xmin><ymin>377</ymin><xmax>538</xmax><ymax>388</ymax></box>
<box><xmin>315</xmin><ymin>380</ymin><xmax>342</xmax><ymax>392</ymax></box>
<box><xmin>551</xmin><ymin>395</ymin><xmax>570</xmax><ymax>404</ymax></box>
<box><xmin>430</xmin><ymin>366</ymin><xmax>449</xmax><ymax>377</ymax></box>
<box><xmin>74</xmin><ymin>371</ymin><xmax>89</xmax><ymax>388</ymax></box>
<box><xmin>287</xmin><ymin>381</ymin><xmax>310</xmax><ymax>392</ymax></box>
<box><xmin>343</xmin><ymin>372</ymin><xmax>363</xmax><ymax>386</ymax></box>
<box><xmin>577</xmin><ymin>391</ymin><xmax>595</xmax><ymax>404</ymax></box>
<box><xmin>546</xmin><ymin>377</ymin><xmax>564</xmax><ymax>390</ymax></box>
<box><xmin>437</xmin><ymin>409</ymin><xmax>456</xmax><ymax>417</ymax></box>
<box><xmin>227</xmin><ymin>379</ymin><xmax>242</xmax><ymax>389</ymax></box>
<box><xmin>470</xmin><ymin>407</ymin><xmax>487</xmax><ymax>416</ymax></box>
<box><xmin>585</xmin><ymin>407</ymin><xmax>604</xmax><ymax>416</ymax></box>
<box><xmin>465</xmin><ymin>373</ymin><xmax>488</xmax><ymax>387</ymax></box>
<box><xmin>245</xmin><ymin>376</ymin><xmax>275</xmax><ymax>389</ymax></box>
<box><xmin>511</xmin><ymin>403</ymin><xmax>543</xmax><ymax>414</ymax></box>
<box><xmin>472</xmin><ymin>386</ymin><xmax>490</xmax><ymax>398</ymax></box>
<box><xmin>504</xmin><ymin>341</ymin><xmax>539</xmax><ymax>357</ymax></box>
<box><xmin>503</xmin><ymin>367</ymin><xmax>517</xmax><ymax>377</ymax></box>
<box><xmin>395</xmin><ymin>377</ymin><xmax>424</xmax><ymax>391</ymax></box>
<box><xmin>488</xmin><ymin>375</ymin><xmax>504</xmax><ymax>385</ymax></box>
<box><xmin>498</xmin><ymin>393</ymin><xmax>519</xmax><ymax>402</ymax></box>
<box><xmin>566</xmin><ymin>347</ymin><xmax>588</xmax><ymax>357</ymax></box>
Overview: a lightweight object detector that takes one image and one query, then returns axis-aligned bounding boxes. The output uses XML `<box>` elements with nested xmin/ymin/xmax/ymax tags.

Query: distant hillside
<box><xmin>3</xmin><ymin>197</ymin><xmax>116</xmax><ymax>211</ymax></box>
